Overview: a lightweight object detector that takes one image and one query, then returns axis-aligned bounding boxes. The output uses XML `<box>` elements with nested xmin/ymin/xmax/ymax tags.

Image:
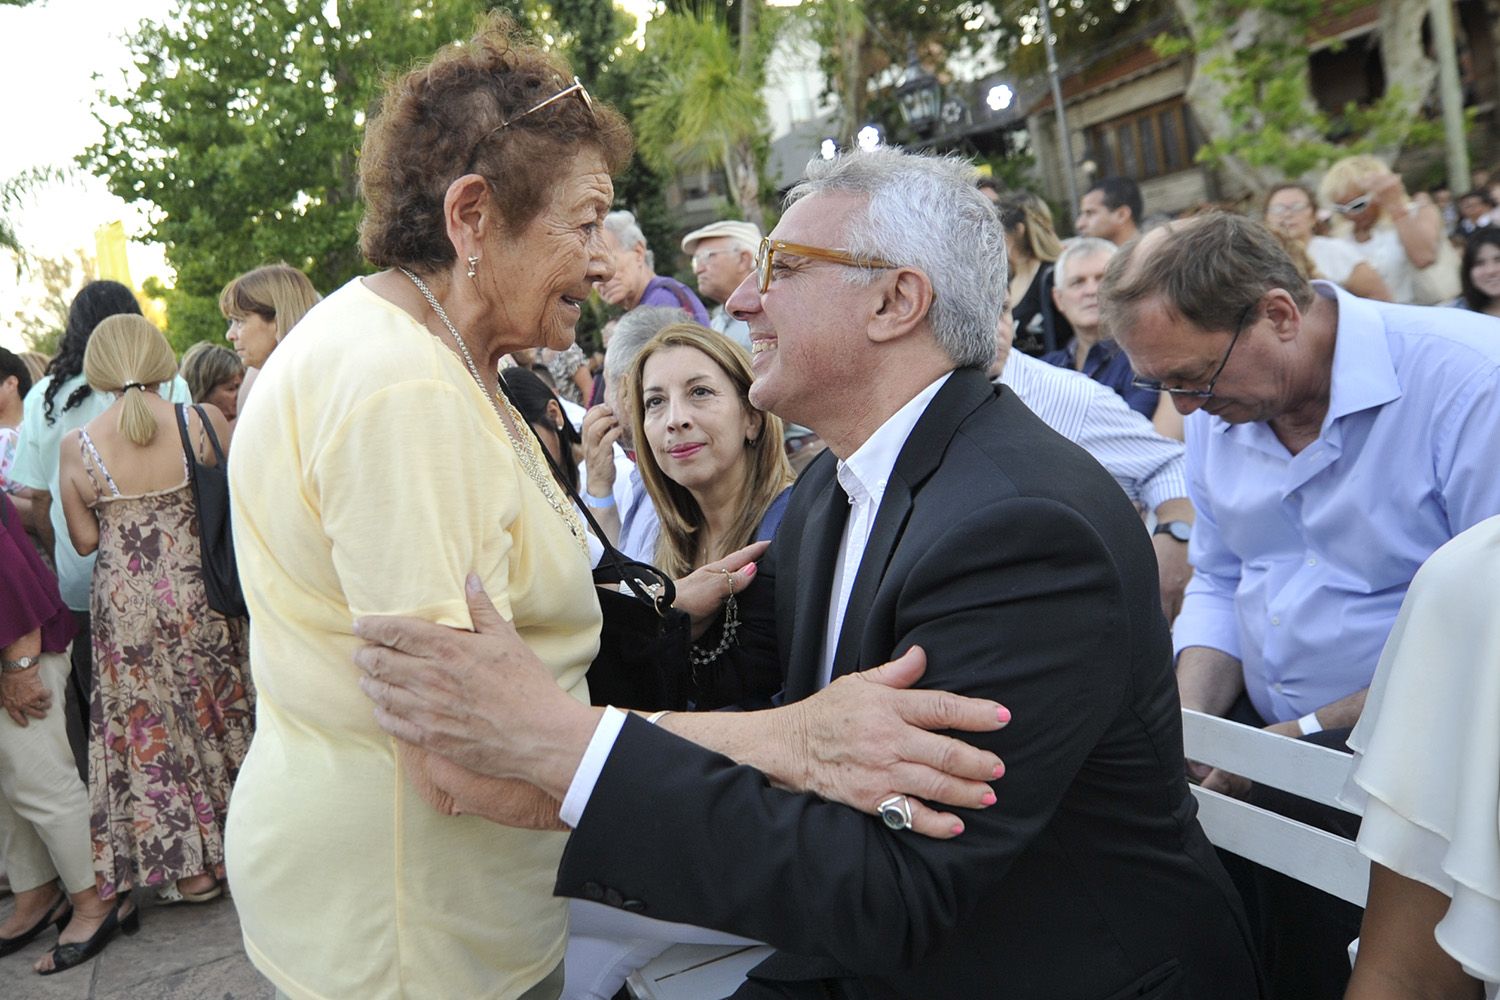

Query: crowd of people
<box><xmin>2</xmin><ymin>12</ymin><xmax>1498</xmax><ymax>1000</ymax></box>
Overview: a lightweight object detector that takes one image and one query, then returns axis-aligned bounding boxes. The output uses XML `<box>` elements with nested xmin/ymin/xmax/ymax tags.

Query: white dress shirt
<box><xmin>562</xmin><ymin>371</ymin><xmax>953</xmax><ymax>826</ymax></box>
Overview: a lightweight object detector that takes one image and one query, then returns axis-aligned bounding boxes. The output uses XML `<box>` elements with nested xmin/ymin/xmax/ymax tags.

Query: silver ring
<box><xmin>878</xmin><ymin>794</ymin><xmax>913</xmax><ymax>831</ymax></box>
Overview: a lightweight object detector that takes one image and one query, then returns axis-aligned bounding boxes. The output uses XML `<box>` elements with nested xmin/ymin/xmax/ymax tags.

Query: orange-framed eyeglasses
<box><xmin>752</xmin><ymin>238</ymin><xmax>899</xmax><ymax>294</ymax></box>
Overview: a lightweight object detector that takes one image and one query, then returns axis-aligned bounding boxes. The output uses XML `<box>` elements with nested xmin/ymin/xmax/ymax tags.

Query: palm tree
<box><xmin>634</xmin><ymin>9</ymin><xmax>771</xmax><ymax>230</ymax></box>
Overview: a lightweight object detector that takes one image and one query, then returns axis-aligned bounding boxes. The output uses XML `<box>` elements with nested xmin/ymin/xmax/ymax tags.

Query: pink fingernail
<box><xmin>745</xmin><ymin>562</ymin><xmax>757</xmax><ymax>576</ymax></box>
<box><xmin>981</xmin><ymin>791</ymin><xmax>997</xmax><ymax>806</ymax></box>
<box><xmin>993</xmin><ymin>763</ymin><xmax>1006</xmax><ymax>779</ymax></box>
<box><xmin>951</xmin><ymin>821</ymin><xmax>965</xmax><ymax>835</ymax></box>
<box><xmin>996</xmin><ymin>706</ymin><xmax>1011</xmax><ymax>724</ymax></box>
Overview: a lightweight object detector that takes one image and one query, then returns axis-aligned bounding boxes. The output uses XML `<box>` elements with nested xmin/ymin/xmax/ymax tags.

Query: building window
<box><xmin>1085</xmin><ymin>99</ymin><xmax>1199</xmax><ymax>181</ymax></box>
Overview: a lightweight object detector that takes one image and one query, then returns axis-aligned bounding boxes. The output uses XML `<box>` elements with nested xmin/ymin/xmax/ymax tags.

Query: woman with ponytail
<box><xmin>46</xmin><ymin>316</ymin><xmax>253</xmax><ymax>972</ymax></box>
<box><xmin>8</xmin><ymin>283</ymin><xmax>192</xmax><ymax>771</ymax></box>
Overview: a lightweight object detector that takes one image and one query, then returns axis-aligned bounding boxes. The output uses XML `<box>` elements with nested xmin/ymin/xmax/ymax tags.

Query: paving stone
<box><xmin>0</xmin><ymin>890</ymin><xmax>271</xmax><ymax>999</ymax></box>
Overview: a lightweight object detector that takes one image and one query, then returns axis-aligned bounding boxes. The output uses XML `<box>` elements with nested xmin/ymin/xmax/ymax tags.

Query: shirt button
<box><xmin>1307</xmin><ymin>557</ymin><xmax>1317</xmax><ymax>566</ymax></box>
<box><xmin>1271</xmin><ymin>616</ymin><xmax>1281</xmax><ymax>626</ymax></box>
<box><xmin>1273</xmin><ymin>682</ymin><xmax>1285</xmax><ymax>693</ymax></box>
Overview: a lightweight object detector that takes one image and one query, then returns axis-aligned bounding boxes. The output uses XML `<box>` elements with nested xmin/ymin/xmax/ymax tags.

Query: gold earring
<box><xmin>467</xmin><ymin>255</ymin><xmax>480</xmax><ymax>279</ymax></box>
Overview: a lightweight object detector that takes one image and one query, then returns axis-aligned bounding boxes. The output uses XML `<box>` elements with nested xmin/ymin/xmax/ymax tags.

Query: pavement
<box><xmin>0</xmin><ymin>891</ymin><xmax>272</xmax><ymax>999</ymax></box>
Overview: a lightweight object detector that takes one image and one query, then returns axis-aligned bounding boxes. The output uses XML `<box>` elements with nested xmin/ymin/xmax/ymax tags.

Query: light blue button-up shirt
<box><xmin>1173</xmin><ymin>282</ymin><xmax>1500</xmax><ymax>724</ymax></box>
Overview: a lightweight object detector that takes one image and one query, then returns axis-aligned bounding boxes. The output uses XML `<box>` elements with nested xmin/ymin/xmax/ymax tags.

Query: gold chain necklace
<box><xmin>399</xmin><ymin>268</ymin><xmax>589</xmax><ymax>555</ymax></box>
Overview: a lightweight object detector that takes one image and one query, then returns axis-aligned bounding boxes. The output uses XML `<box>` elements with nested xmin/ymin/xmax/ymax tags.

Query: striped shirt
<box><xmin>997</xmin><ymin>350</ymin><xmax>1187</xmax><ymax>512</ymax></box>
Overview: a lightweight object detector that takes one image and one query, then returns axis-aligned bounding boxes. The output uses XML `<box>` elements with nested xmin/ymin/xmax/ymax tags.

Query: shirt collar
<box><xmin>837</xmin><ymin>372</ymin><xmax>953</xmax><ymax>504</ymax></box>
<box><xmin>1314</xmin><ymin>280</ymin><xmax>1401</xmax><ymax>425</ymax></box>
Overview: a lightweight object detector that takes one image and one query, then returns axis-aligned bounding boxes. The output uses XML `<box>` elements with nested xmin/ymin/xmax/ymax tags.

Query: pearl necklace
<box><xmin>399</xmin><ymin>267</ymin><xmax>588</xmax><ymax>554</ymax></box>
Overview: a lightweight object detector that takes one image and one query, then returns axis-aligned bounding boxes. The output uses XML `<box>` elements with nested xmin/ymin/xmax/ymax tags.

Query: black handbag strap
<box><xmin>497</xmin><ymin>381</ymin><xmax>676</xmax><ymax>615</ymax></box>
<box><xmin>174</xmin><ymin>403</ymin><xmax>199</xmax><ymax>473</ymax></box>
<box><xmin>175</xmin><ymin>403</ymin><xmax>226</xmax><ymax>467</ymax></box>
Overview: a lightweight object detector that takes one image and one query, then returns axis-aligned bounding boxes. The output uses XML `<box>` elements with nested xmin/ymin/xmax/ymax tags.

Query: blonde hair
<box><xmin>218</xmin><ymin>263</ymin><xmax>320</xmax><ymax>342</ymax></box>
<box><xmin>83</xmin><ymin>315</ymin><xmax>178</xmax><ymax>446</ymax></box>
<box><xmin>1318</xmin><ymin>155</ymin><xmax>1392</xmax><ymax>232</ymax></box>
<box><xmin>628</xmin><ymin>324</ymin><xmax>795</xmax><ymax>578</ymax></box>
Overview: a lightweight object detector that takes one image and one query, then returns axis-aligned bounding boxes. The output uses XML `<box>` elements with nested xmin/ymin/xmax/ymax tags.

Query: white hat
<box><xmin>681</xmin><ymin>220</ymin><xmax>762</xmax><ymax>256</ymax></box>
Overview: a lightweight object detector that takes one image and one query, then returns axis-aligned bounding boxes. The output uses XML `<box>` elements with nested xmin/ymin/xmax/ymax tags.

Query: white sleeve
<box><xmin>559</xmin><ymin>707</ymin><xmax>630</xmax><ymax>827</ymax></box>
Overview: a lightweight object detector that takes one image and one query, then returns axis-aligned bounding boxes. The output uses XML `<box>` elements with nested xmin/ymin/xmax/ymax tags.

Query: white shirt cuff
<box><xmin>559</xmin><ymin>706</ymin><xmax>629</xmax><ymax>828</ymax></box>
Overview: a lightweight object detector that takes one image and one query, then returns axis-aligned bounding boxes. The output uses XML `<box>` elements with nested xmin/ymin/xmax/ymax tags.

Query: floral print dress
<box><xmin>78</xmin><ymin>428</ymin><xmax>254</xmax><ymax>900</ymax></box>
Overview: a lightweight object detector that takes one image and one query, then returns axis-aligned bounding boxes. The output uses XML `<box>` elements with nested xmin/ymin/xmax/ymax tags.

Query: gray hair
<box><xmin>1053</xmin><ymin>237</ymin><xmax>1117</xmax><ymax>290</ymax></box>
<box><xmin>605</xmin><ymin>209</ymin><xmax>654</xmax><ymax>271</ymax></box>
<box><xmin>786</xmin><ymin>148</ymin><xmax>1005</xmax><ymax>370</ymax></box>
<box><xmin>604</xmin><ymin>306</ymin><xmax>683</xmax><ymax>381</ymax></box>
<box><xmin>1099</xmin><ymin>212</ymin><xmax>1313</xmax><ymax>341</ymax></box>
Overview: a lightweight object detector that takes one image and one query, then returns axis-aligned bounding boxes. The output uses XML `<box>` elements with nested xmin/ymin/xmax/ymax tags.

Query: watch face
<box><xmin>1164</xmin><ymin>521</ymin><xmax>1192</xmax><ymax>543</ymax></box>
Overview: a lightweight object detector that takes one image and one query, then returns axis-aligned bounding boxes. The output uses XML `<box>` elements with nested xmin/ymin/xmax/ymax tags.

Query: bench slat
<box><xmin>1192</xmin><ymin>785</ymin><xmax>1369</xmax><ymax>907</ymax></box>
<box><xmin>1182</xmin><ymin>709</ymin><xmax>1358</xmax><ymax>813</ymax></box>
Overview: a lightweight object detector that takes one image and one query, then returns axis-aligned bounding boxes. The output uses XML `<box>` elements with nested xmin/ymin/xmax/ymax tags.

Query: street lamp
<box><xmin>895</xmin><ymin>47</ymin><xmax>942</xmax><ymax>136</ymax></box>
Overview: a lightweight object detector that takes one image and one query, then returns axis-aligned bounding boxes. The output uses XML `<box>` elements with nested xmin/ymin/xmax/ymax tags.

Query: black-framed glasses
<box><xmin>1132</xmin><ymin>300</ymin><xmax>1257</xmax><ymax>399</ymax></box>
<box><xmin>464</xmin><ymin>77</ymin><xmax>595</xmax><ymax>171</ymax></box>
<box><xmin>752</xmin><ymin>237</ymin><xmax>898</xmax><ymax>294</ymax></box>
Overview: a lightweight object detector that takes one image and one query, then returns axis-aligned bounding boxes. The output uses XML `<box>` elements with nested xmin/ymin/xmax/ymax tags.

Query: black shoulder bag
<box><xmin>175</xmin><ymin>404</ymin><xmax>248</xmax><ymax>618</ymax></box>
<box><xmin>503</xmin><ymin>388</ymin><xmax>691</xmax><ymax>711</ymax></box>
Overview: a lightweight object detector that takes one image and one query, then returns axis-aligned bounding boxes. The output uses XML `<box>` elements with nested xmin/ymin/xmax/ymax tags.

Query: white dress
<box><xmin>1306</xmin><ymin>235</ymin><xmax>1368</xmax><ymax>286</ymax></box>
<box><xmin>1340</xmin><ymin>515</ymin><xmax>1500</xmax><ymax>995</ymax></box>
<box><xmin>1335</xmin><ymin>225</ymin><xmax>1417</xmax><ymax>303</ymax></box>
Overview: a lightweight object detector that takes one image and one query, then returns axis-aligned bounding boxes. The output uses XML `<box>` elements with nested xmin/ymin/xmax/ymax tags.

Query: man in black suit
<box><xmin>355</xmin><ymin>148</ymin><xmax>1261</xmax><ymax>999</ymax></box>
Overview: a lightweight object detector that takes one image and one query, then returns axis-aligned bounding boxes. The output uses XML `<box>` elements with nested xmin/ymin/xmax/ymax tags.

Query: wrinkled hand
<box><xmin>582</xmin><ymin>404</ymin><xmax>624</xmax><ymax>499</ymax></box>
<box><xmin>775</xmin><ymin>647</ymin><xmax>1011</xmax><ymax>839</ymax></box>
<box><xmin>1152</xmin><ymin>533</ymin><xmax>1192</xmax><ymax>625</ymax></box>
<box><xmin>674</xmin><ymin>540</ymin><xmax>768</xmax><ymax>638</ymax></box>
<box><xmin>354</xmin><ymin>575</ymin><xmax>598</xmax><ymax>796</ymax></box>
<box><xmin>398</xmin><ymin>742</ymin><xmax>566</xmax><ymax>830</ymax></box>
<box><xmin>1</xmin><ymin>667</ymin><xmax>51</xmax><ymax>727</ymax></box>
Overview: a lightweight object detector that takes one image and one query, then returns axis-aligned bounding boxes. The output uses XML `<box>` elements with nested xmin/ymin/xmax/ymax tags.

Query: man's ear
<box><xmin>867</xmin><ymin>268</ymin><xmax>934</xmax><ymax>345</ymax></box>
<box><xmin>443</xmin><ymin>174</ymin><xmax>494</xmax><ymax>265</ymax></box>
<box><xmin>1264</xmin><ymin>289</ymin><xmax>1302</xmax><ymax>342</ymax></box>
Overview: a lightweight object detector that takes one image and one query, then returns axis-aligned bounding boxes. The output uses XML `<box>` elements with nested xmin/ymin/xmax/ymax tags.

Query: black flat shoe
<box><xmin>36</xmin><ymin>899</ymin><xmax>138</xmax><ymax>976</ymax></box>
<box><xmin>0</xmin><ymin>893</ymin><xmax>70</xmax><ymax>958</ymax></box>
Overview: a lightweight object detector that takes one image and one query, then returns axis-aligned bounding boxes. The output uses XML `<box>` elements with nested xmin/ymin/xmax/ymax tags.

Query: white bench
<box><xmin>1181</xmin><ymin>708</ymin><xmax>1369</xmax><ymax>907</ymax></box>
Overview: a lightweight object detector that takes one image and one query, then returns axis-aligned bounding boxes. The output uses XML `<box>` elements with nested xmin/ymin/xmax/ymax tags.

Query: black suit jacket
<box><xmin>557</xmin><ymin>369</ymin><xmax>1261</xmax><ymax>1000</ymax></box>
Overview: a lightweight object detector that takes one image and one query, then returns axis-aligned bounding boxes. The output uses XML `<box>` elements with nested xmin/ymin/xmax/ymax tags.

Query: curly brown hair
<box><xmin>358</xmin><ymin>13</ymin><xmax>633</xmax><ymax>271</ymax></box>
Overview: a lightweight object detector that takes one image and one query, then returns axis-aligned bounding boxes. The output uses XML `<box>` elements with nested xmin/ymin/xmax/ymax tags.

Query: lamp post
<box><xmin>895</xmin><ymin>45</ymin><xmax>943</xmax><ymax>139</ymax></box>
<box><xmin>1036</xmin><ymin>0</ymin><xmax>1080</xmax><ymax>215</ymax></box>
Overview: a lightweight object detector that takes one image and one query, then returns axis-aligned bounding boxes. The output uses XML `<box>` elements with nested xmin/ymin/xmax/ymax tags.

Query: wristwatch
<box><xmin>1153</xmin><ymin>520</ymin><xmax>1192</xmax><ymax>543</ymax></box>
<box><xmin>1</xmin><ymin>655</ymin><xmax>40</xmax><ymax>673</ymax></box>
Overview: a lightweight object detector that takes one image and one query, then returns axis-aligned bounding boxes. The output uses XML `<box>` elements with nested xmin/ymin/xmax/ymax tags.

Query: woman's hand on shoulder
<box><xmin>674</xmin><ymin>540</ymin><xmax>768</xmax><ymax>638</ymax></box>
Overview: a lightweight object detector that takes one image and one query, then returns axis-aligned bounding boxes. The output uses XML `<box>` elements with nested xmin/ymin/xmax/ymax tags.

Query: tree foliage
<box><xmin>1159</xmin><ymin>0</ymin><xmax>1443</xmax><ymax>190</ymax></box>
<box><xmin>82</xmin><ymin>1</ymin><xmax>498</xmax><ymax>345</ymax></box>
<box><xmin>632</xmin><ymin>9</ymin><xmax>773</xmax><ymax>227</ymax></box>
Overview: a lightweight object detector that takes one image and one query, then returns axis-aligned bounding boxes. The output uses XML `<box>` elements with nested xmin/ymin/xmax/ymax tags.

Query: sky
<box><xmin>0</xmin><ymin>0</ymin><xmax>176</xmax><ymax>351</ymax></box>
<box><xmin>0</xmin><ymin>0</ymin><xmax>658</xmax><ymax>353</ymax></box>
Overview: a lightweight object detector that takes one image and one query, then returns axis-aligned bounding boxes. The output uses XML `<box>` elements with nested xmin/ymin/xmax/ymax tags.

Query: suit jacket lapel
<box><xmin>783</xmin><ymin>468</ymin><xmax>851</xmax><ymax>701</ymax></box>
<box><xmin>829</xmin><ymin>369</ymin><xmax>998</xmax><ymax>679</ymax></box>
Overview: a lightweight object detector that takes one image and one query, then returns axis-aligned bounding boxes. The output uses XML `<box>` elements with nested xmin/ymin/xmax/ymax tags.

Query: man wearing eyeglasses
<box><xmin>681</xmin><ymin>220</ymin><xmax>761</xmax><ymax>351</ymax></box>
<box><xmin>1104</xmin><ymin>211</ymin><xmax>1500</xmax><ymax>997</ymax></box>
<box><xmin>355</xmin><ymin>149</ymin><xmax>1261</xmax><ymax>1000</ymax></box>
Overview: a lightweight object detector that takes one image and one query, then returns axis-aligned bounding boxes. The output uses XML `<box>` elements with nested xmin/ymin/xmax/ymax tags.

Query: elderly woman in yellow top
<box><xmin>224</xmin><ymin>16</ymin><xmax>632</xmax><ymax>1000</ymax></box>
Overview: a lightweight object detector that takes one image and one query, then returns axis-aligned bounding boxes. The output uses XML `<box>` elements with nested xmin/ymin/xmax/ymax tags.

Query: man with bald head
<box><xmin>1103</xmin><ymin>211</ymin><xmax>1500</xmax><ymax>995</ymax></box>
